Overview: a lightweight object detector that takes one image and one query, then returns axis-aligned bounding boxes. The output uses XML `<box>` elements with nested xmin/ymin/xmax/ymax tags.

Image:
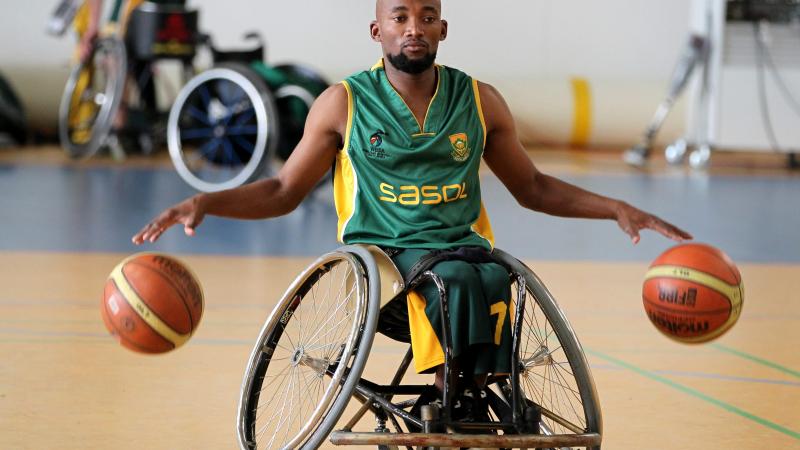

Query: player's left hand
<box><xmin>615</xmin><ymin>202</ymin><xmax>692</xmax><ymax>244</ymax></box>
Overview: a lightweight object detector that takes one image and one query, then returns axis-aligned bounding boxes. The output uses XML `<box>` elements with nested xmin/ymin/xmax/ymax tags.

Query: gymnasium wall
<box><xmin>0</xmin><ymin>0</ymin><xmax>695</xmax><ymax>146</ymax></box>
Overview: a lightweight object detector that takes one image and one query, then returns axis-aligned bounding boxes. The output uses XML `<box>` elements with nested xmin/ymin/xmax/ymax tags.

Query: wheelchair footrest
<box><xmin>329</xmin><ymin>431</ymin><xmax>602</xmax><ymax>447</ymax></box>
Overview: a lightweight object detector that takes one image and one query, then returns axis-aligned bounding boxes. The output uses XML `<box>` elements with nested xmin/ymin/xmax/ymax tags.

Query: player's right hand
<box><xmin>132</xmin><ymin>195</ymin><xmax>207</xmax><ymax>245</ymax></box>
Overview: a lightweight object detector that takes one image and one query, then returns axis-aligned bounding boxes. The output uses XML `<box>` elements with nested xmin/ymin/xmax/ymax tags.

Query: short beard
<box><xmin>386</xmin><ymin>51</ymin><xmax>437</xmax><ymax>74</ymax></box>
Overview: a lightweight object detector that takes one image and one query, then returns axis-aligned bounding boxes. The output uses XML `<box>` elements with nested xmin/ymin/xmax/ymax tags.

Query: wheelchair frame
<box><xmin>57</xmin><ymin>0</ymin><xmax>200</xmax><ymax>159</ymax></box>
<box><xmin>58</xmin><ymin>1</ymin><xmax>327</xmax><ymax>170</ymax></box>
<box><xmin>59</xmin><ymin>35</ymin><xmax>128</xmax><ymax>158</ymax></box>
<box><xmin>237</xmin><ymin>245</ymin><xmax>602</xmax><ymax>450</ymax></box>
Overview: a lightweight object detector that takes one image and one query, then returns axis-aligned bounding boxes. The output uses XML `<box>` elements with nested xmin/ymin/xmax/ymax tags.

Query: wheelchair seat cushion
<box><xmin>401</xmin><ymin>246</ymin><xmax>511</xmax><ymax>285</ymax></box>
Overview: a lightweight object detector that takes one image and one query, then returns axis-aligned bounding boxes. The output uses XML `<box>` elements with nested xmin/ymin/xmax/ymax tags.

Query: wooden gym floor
<box><xmin>0</xmin><ymin>146</ymin><xmax>798</xmax><ymax>449</ymax></box>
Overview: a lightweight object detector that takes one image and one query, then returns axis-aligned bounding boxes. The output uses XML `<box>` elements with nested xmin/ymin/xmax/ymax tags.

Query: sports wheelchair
<box><xmin>167</xmin><ymin>33</ymin><xmax>328</xmax><ymax>192</ymax></box>
<box><xmin>55</xmin><ymin>0</ymin><xmax>328</xmax><ymax>175</ymax></box>
<box><xmin>236</xmin><ymin>245</ymin><xmax>603</xmax><ymax>450</ymax></box>
<box><xmin>57</xmin><ymin>0</ymin><xmax>200</xmax><ymax>159</ymax></box>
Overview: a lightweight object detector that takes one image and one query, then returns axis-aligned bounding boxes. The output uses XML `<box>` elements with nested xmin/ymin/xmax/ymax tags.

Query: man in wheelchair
<box><xmin>134</xmin><ymin>0</ymin><xmax>691</xmax><ymax>443</ymax></box>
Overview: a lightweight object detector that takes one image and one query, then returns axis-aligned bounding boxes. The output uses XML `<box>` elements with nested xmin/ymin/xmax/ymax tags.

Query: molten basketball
<box><xmin>643</xmin><ymin>243</ymin><xmax>743</xmax><ymax>343</ymax></box>
<box><xmin>101</xmin><ymin>253</ymin><xmax>204</xmax><ymax>353</ymax></box>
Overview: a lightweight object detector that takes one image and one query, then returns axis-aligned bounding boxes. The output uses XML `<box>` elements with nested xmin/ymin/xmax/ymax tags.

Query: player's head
<box><xmin>371</xmin><ymin>0</ymin><xmax>448</xmax><ymax>74</ymax></box>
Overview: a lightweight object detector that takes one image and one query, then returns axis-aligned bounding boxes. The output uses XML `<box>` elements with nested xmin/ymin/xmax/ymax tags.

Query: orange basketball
<box><xmin>643</xmin><ymin>243</ymin><xmax>744</xmax><ymax>343</ymax></box>
<box><xmin>101</xmin><ymin>253</ymin><xmax>204</xmax><ymax>354</ymax></box>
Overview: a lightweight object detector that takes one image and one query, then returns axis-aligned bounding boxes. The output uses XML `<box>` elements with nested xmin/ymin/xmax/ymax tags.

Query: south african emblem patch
<box><xmin>449</xmin><ymin>133</ymin><xmax>470</xmax><ymax>162</ymax></box>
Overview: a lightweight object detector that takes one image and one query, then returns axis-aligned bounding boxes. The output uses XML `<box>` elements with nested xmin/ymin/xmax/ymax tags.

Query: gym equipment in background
<box><xmin>623</xmin><ymin>34</ymin><xmax>709</xmax><ymax>167</ymax></box>
<box><xmin>626</xmin><ymin>0</ymin><xmax>800</xmax><ymax>169</ymax></box>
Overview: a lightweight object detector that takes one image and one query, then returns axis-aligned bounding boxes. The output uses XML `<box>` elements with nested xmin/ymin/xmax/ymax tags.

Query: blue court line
<box><xmin>0</xmin><ymin>298</ymin><xmax>97</xmax><ymax>306</ymax></box>
<box><xmin>711</xmin><ymin>343</ymin><xmax>800</xmax><ymax>379</ymax></box>
<box><xmin>0</xmin><ymin>298</ymin><xmax>273</xmax><ymax>311</ymax></box>
<box><xmin>0</xmin><ymin>338</ymin><xmax>114</xmax><ymax>345</ymax></box>
<box><xmin>0</xmin><ymin>328</ymin><xmax>252</xmax><ymax>347</ymax></box>
<box><xmin>587</xmin><ymin>348</ymin><xmax>800</xmax><ymax>441</ymax></box>
<box><xmin>0</xmin><ymin>337</ymin><xmax>251</xmax><ymax>347</ymax></box>
<box><xmin>0</xmin><ymin>317</ymin><xmax>265</xmax><ymax>327</ymax></box>
<box><xmin>182</xmin><ymin>337</ymin><xmax>252</xmax><ymax>346</ymax></box>
<box><xmin>0</xmin><ymin>328</ymin><xmax>106</xmax><ymax>339</ymax></box>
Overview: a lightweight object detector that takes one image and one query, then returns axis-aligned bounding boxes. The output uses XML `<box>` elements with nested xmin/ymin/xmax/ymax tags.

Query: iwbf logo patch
<box><xmin>449</xmin><ymin>133</ymin><xmax>470</xmax><ymax>162</ymax></box>
<box><xmin>363</xmin><ymin>130</ymin><xmax>390</xmax><ymax>160</ymax></box>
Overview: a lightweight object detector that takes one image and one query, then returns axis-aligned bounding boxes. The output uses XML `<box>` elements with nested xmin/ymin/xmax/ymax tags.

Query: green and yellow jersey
<box><xmin>334</xmin><ymin>59</ymin><xmax>495</xmax><ymax>250</ymax></box>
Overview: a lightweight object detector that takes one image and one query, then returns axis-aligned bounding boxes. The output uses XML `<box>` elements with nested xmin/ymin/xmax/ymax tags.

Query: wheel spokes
<box><xmin>514</xmin><ymin>282</ymin><xmax>588</xmax><ymax>438</ymax></box>
<box><xmin>249</xmin><ymin>259</ymin><xmax>363</xmax><ymax>449</ymax></box>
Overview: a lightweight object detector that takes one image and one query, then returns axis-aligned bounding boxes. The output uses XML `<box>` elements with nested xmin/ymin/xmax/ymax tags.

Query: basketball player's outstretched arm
<box><xmin>132</xmin><ymin>84</ymin><xmax>348</xmax><ymax>244</ymax></box>
<box><xmin>478</xmin><ymin>82</ymin><xmax>692</xmax><ymax>244</ymax></box>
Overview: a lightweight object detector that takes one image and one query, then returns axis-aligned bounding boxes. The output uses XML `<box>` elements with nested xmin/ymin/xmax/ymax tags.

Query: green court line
<box><xmin>586</xmin><ymin>348</ymin><xmax>800</xmax><ymax>441</ymax></box>
<box><xmin>710</xmin><ymin>343</ymin><xmax>800</xmax><ymax>379</ymax></box>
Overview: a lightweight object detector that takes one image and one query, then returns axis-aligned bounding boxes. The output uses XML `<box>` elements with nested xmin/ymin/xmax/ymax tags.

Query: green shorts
<box><xmin>390</xmin><ymin>248</ymin><xmax>512</xmax><ymax>375</ymax></box>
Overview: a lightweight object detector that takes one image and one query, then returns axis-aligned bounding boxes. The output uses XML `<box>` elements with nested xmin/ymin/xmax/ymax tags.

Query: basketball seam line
<box><xmin>106</xmin><ymin>278</ymin><xmax>173</xmax><ymax>352</ymax></box>
<box><xmin>644</xmin><ymin>266</ymin><xmax>742</xmax><ymax>305</ymax></box>
<box><xmin>126</xmin><ymin>261</ymin><xmax>195</xmax><ymax>335</ymax></box>
<box><xmin>691</xmin><ymin>245</ymin><xmax>742</xmax><ymax>285</ymax></box>
<box><xmin>643</xmin><ymin>266</ymin><xmax>742</xmax><ymax>342</ymax></box>
<box><xmin>113</xmin><ymin>267</ymin><xmax>190</xmax><ymax>347</ymax></box>
<box><xmin>645</xmin><ymin>264</ymin><xmax>740</xmax><ymax>288</ymax></box>
<box><xmin>641</xmin><ymin>302</ymin><xmax>732</xmax><ymax>315</ymax></box>
<box><xmin>121</xmin><ymin>269</ymin><xmax>186</xmax><ymax>338</ymax></box>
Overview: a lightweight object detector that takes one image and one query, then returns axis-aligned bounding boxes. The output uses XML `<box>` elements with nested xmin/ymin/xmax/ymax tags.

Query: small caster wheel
<box><xmin>688</xmin><ymin>144</ymin><xmax>711</xmax><ymax>169</ymax></box>
<box><xmin>665</xmin><ymin>138</ymin><xmax>688</xmax><ymax>165</ymax></box>
<box><xmin>623</xmin><ymin>143</ymin><xmax>651</xmax><ymax>167</ymax></box>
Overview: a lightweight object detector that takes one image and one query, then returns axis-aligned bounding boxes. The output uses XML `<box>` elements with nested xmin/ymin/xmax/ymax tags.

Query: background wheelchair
<box><xmin>167</xmin><ymin>32</ymin><xmax>329</xmax><ymax>192</ymax></box>
<box><xmin>56</xmin><ymin>0</ymin><xmax>327</xmax><ymax>177</ymax></box>
<box><xmin>236</xmin><ymin>245</ymin><xmax>603</xmax><ymax>450</ymax></box>
<box><xmin>56</xmin><ymin>0</ymin><xmax>200</xmax><ymax>159</ymax></box>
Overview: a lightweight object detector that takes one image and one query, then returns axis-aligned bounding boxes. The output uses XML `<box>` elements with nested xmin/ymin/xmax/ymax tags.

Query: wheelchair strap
<box><xmin>403</xmin><ymin>246</ymin><xmax>511</xmax><ymax>286</ymax></box>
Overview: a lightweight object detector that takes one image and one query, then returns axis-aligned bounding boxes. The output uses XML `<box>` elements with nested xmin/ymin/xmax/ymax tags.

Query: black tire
<box><xmin>167</xmin><ymin>62</ymin><xmax>279</xmax><ymax>192</ymax></box>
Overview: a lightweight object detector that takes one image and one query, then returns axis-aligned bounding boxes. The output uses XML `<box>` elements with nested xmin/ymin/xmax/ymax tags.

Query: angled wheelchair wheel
<box><xmin>272</xmin><ymin>63</ymin><xmax>329</xmax><ymax>161</ymax></box>
<box><xmin>237</xmin><ymin>246</ymin><xmax>381</xmax><ymax>450</ymax></box>
<box><xmin>167</xmin><ymin>62</ymin><xmax>279</xmax><ymax>192</ymax></box>
<box><xmin>492</xmin><ymin>249</ymin><xmax>602</xmax><ymax>449</ymax></box>
<box><xmin>58</xmin><ymin>37</ymin><xmax>127</xmax><ymax>159</ymax></box>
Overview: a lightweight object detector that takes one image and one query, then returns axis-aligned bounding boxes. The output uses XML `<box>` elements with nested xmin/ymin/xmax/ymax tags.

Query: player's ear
<box><xmin>370</xmin><ymin>20</ymin><xmax>381</xmax><ymax>41</ymax></box>
<box><xmin>440</xmin><ymin>19</ymin><xmax>448</xmax><ymax>40</ymax></box>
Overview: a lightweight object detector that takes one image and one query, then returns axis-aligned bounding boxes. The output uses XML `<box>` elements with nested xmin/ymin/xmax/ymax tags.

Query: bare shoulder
<box><xmin>475</xmin><ymin>80</ymin><xmax>513</xmax><ymax>131</ymax></box>
<box><xmin>316</xmin><ymin>82</ymin><xmax>348</xmax><ymax>104</ymax></box>
<box><xmin>476</xmin><ymin>80</ymin><xmax>503</xmax><ymax>103</ymax></box>
<box><xmin>312</xmin><ymin>83</ymin><xmax>349</xmax><ymax>115</ymax></box>
<box><xmin>305</xmin><ymin>83</ymin><xmax>349</xmax><ymax>136</ymax></box>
